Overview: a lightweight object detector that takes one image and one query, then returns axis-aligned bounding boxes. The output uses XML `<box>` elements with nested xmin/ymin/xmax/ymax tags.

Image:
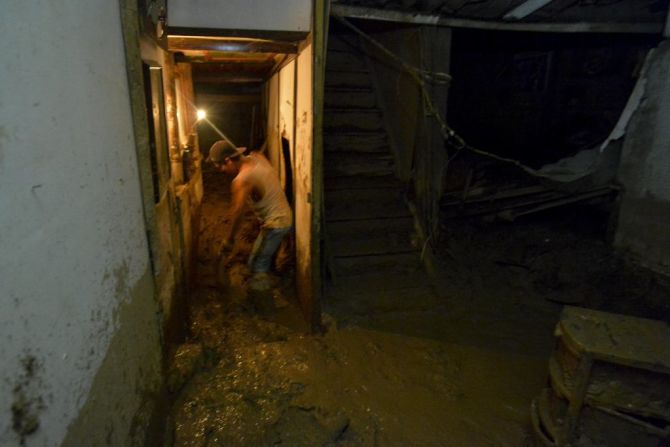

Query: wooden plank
<box><xmin>331</xmin><ymin>4</ymin><xmax>664</xmax><ymax>34</ymax></box>
<box><xmin>310</xmin><ymin>0</ymin><xmax>329</xmax><ymax>332</ymax></box>
<box><xmin>325</xmin><ymin>173</ymin><xmax>403</xmax><ymax>190</ymax></box>
<box><xmin>503</xmin><ymin>0</ymin><xmax>555</xmax><ymax>20</ymax></box>
<box><xmin>168</xmin><ymin>36</ymin><xmax>298</xmax><ymax>54</ymax></box>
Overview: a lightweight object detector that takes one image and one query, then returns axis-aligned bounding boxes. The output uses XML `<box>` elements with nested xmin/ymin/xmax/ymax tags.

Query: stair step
<box><xmin>325</xmin><ymin>174</ymin><xmax>403</xmax><ymax>190</ymax></box>
<box><xmin>324</xmin><ymin>132</ymin><xmax>389</xmax><ymax>153</ymax></box>
<box><xmin>325</xmin><ymin>71</ymin><xmax>372</xmax><ymax>89</ymax></box>
<box><xmin>330</xmin><ymin>229</ymin><xmax>415</xmax><ymax>257</ymax></box>
<box><xmin>332</xmin><ymin>252</ymin><xmax>421</xmax><ymax>277</ymax></box>
<box><xmin>325</xmin><ymin>90</ymin><xmax>377</xmax><ymax>109</ymax></box>
<box><xmin>325</xmin><ymin>107</ymin><xmax>380</xmax><ymax>113</ymax></box>
<box><xmin>324</xmin><ymin>152</ymin><xmax>394</xmax><ymax>177</ymax></box>
<box><xmin>326</xmin><ymin>185</ymin><xmax>406</xmax><ymax>202</ymax></box>
<box><xmin>325</xmin><ymin>86</ymin><xmax>373</xmax><ymax>93</ymax></box>
<box><xmin>324</xmin><ymin>110</ymin><xmax>384</xmax><ymax>132</ymax></box>
<box><xmin>326</xmin><ymin>51</ymin><xmax>368</xmax><ymax>72</ymax></box>
<box><xmin>326</xmin><ymin>200</ymin><xmax>411</xmax><ymax>221</ymax></box>
<box><xmin>326</xmin><ymin>67</ymin><xmax>369</xmax><ymax>74</ymax></box>
<box><xmin>326</xmin><ymin>216</ymin><xmax>414</xmax><ymax>239</ymax></box>
<box><xmin>325</xmin><ymin>188</ymin><xmax>410</xmax><ymax>221</ymax></box>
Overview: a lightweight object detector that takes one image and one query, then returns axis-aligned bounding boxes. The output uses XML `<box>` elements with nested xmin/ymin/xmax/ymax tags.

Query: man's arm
<box><xmin>221</xmin><ymin>177</ymin><xmax>251</xmax><ymax>252</ymax></box>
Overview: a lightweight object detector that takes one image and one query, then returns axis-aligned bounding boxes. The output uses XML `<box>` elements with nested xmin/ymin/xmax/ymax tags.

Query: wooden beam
<box><xmin>168</xmin><ymin>26</ymin><xmax>307</xmax><ymax>42</ymax></box>
<box><xmin>168</xmin><ymin>36</ymin><xmax>298</xmax><ymax>54</ymax></box>
<box><xmin>503</xmin><ymin>0</ymin><xmax>555</xmax><ymax>21</ymax></box>
<box><xmin>193</xmin><ymin>74</ymin><xmax>265</xmax><ymax>84</ymax></box>
<box><xmin>331</xmin><ymin>4</ymin><xmax>664</xmax><ymax>34</ymax></box>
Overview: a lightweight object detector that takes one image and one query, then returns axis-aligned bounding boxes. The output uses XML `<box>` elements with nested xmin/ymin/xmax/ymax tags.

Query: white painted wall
<box><xmin>615</xmin><ymin>41</ymin><xmax>670</xmax><ymax>274</ymax></box>
<box><xmin>169</xmin><ymin>0</ymin><xmax>312</xmax><ymax>32</ymax></box>
<box><xmin>0</xmin><ymin>1</ymin><xmax>157</xmax><ymax>445</ymax></box>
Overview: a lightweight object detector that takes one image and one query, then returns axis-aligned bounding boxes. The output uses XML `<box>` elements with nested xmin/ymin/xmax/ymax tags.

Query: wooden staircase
<box><xmin>323</xmin><ymin>33</ymin><xmax>422</xmax><ymax>282</ymax></box>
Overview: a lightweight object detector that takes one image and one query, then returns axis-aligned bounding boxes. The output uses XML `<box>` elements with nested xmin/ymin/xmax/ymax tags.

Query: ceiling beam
<box><xmin>193</xmin><ymin>74</ymin><xmax>265</xmax><ymax>84</ymax></box>
<box><xmin>330</xmin><ymin>4</ymin><xmax>664</xmax><ymax>34</ymax></box>
<box><xmin>168</xmin><ymin>36</ymin><xmax>298</xmax><ymax>54</ymax></box>
<box><xmin>503</xmin><ymin>0</ymin><xmax>555</xmax><ymax>21</ymax></box>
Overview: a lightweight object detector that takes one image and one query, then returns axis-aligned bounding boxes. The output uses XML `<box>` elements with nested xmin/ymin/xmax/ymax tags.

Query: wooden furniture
<box><xmin>531</xmin><ymin>306</ymin><xmax>670</xmax><ymax>446</ymax></box>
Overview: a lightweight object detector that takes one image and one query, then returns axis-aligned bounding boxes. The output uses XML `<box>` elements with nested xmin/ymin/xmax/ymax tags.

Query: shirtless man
<box><xmin>208</xmin><ymin>140</ymin><xmax>292</xmax><ymax>274</ymax></box>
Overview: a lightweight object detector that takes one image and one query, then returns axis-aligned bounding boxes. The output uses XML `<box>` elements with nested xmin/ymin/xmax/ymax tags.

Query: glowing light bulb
<box><xmin>196</xmin><ymin>109</ymin><xmax>207</xmax><ymax>120</ymax></box>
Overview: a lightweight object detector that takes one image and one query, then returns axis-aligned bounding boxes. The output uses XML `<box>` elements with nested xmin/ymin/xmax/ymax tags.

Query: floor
<box><xmin>164</xmin><ymin>171</ymin><xmax>670</xmax><ymax>446</ymax></box>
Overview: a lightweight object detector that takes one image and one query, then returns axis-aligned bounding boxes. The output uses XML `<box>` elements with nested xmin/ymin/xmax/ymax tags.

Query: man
<box><xmin>208</xmin><ymin>140</ymin><xmax>292</xmax><ymax>275</ymax></box>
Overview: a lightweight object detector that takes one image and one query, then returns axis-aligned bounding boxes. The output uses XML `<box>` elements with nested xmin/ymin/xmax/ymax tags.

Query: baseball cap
<box><xmin>208</xmin><ymin>140</ymin><xmax>244</xmax><ymax>163</ymax></box>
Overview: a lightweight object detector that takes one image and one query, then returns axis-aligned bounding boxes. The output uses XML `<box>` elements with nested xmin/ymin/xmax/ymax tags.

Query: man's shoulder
<box><xmin>233</xmin><ymin>162</ymin><xmax>258</xmax><ymax>186</ymax></box>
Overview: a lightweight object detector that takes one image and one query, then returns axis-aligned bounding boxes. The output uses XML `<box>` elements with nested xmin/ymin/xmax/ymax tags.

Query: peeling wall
<box><xmin>615</xmin><ymin>40</ymin><xmax>670</xmax><ymax>275</ymax></box>
<box><xmin>0</xmin><ymin>1</ymin><xmax>162</xmax><ymax>445</ymax></box>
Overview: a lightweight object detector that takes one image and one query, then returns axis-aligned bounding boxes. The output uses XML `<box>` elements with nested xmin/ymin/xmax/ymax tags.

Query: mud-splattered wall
<box><xmin>265</xmin><ymin>60</ymin><xmax>296</xmax><ymax>194</ymax></box>
<box><xmin>295</xmin><ymin>40</ymin><xmax>319</xmax><ymax>328</ymax></box>
<box><xmin>266</xmin><ymin>40</ymin><xmax>319</xmax><ymax>329</ymax></box>
<box><xmin>0</xmin><ymin>1</ymin><xmax>162</xmax><ymax>446</ymax></box>
<box><xmin>615</xmin><ymin>40</ymin><xmax>670</xmax><ymax>275</ymax></box>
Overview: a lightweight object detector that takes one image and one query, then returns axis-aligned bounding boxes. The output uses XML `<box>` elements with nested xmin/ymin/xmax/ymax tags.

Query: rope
<box><xmin>332</xmin><ymin>15</ymin><xmax>549</xmax><ymax>179</ymax></box>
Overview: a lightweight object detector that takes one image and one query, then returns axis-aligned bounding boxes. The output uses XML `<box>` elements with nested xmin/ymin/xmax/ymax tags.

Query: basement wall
<box><xmin>615</xmin><ymin>40</ymin><xmax>670</xmax><ymax>275</ymax></box>
<box><xmin>0</xmin><ymin>1</ymin><xmax>162</xmax><ymax>446</ymax></box>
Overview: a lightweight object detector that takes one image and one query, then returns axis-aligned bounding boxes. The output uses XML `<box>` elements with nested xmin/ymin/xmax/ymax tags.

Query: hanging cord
<box><xmin>334</xmin><ymin>16</ymin><xmax>451</xmax><ymax>86</ymax></box>
<box><xmin>332</xmin><ymin>15</ymin><xmax>551</xmax><ymax>180</ymax></box>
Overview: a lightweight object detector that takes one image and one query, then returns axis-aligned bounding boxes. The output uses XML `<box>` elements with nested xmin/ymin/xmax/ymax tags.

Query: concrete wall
<box><xmin>169</xmin><ymin>0</ymin><xmax>311</xmax><ymax>33</ymax></box>
<box><xmin>0</xmin><ymin>1</ymin><xmax>162</xmax><ymax>445</ymax></box>
<box><xmin>615</xmin><ymin>40</ymin><xmax>670</xmax><ymax>275</ymax></box>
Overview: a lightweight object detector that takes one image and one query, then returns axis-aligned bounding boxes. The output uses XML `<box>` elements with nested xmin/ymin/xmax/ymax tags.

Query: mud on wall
<box><xmin>295</xmin><ymin>39</ymin><xmax>320</xmax><ymax>328</ymax></box>
<box><xmin>265</xmin><ymin>59</ymin><xmax>296</xmax><ymax>190</ymax></box>
<box><xmin>0</xmin><ymin>1</ymin><xmax>162</xmax><ymax>445</ymax></box>
<box><xmin>265</xmin><ymin>38</ymin><xmax>319</xmax><ymax>329</ymax></box>
<box><xmin>615</xmin><ymin>40</ymin><xmax>670</xmax><ymax>275</ymax></box>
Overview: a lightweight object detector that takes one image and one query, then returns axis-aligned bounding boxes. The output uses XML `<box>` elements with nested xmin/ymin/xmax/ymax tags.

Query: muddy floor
<box><xmin>164</xmin><ymin>171</ymin><xmax>670</xmax><ymax>446</ymax></box>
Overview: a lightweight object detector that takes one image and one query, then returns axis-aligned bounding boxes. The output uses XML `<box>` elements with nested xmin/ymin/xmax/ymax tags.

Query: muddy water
<box><xmin>169</xmin><ymin>287</ymin><xmax>550</xmax><ymax>446</ymax></box>
<box><xmin>166</xmin><ymin>171</ymin><xmax>564</xmax><ymax>446</ymax></box>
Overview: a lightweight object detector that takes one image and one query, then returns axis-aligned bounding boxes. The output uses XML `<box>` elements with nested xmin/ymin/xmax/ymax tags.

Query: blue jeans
<box><xmin>248</xmin><ymin>226</ymin><xmax>291</xmax><ymax>273</ymax></box>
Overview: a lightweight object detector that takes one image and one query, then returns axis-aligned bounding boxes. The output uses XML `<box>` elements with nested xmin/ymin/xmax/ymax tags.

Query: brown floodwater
<box><xmin>165</xmin><ymin>171</ymin><xmax>669</xmax><ymax>446</ymax></box>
